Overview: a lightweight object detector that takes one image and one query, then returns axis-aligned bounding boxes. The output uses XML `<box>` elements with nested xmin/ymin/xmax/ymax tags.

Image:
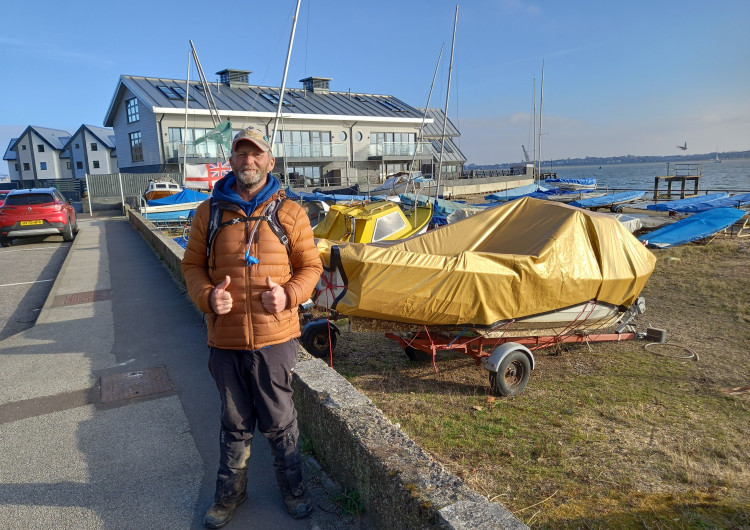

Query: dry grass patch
<box><xmin>327</xmin><ymin>238</ymin><xmax>750</xmax><ymax>529</ymax></box>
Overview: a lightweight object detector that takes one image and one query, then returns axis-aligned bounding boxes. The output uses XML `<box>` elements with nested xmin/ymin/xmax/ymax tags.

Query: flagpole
<box><xmin>271</xmin><ymin>0</ymin><xmax>302</xmax><ymax>189</ymax></box>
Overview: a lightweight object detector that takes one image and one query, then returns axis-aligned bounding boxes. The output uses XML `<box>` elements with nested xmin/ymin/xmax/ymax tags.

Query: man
<box><xmin>181</xmin><ymin>126</ymin><xmax>323</xmax><ymax>528</ymax></box>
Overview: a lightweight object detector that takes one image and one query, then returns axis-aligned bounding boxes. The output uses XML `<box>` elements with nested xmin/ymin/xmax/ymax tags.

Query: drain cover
<box><xmin>51</xmin><ymin>289</ymin><xmax>112</xmax><ymax>307</ymax></box>
<box><xmin>100</xmin><ymin>366</ymin><xmax>173</xmax><ymax>403</ymax></box>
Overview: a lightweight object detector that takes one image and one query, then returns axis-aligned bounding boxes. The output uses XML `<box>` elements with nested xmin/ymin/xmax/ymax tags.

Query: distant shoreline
<box><xmin>469</xmin><ymin>152</ymin><xmax>750</xmax><ymax>170</ymax></box>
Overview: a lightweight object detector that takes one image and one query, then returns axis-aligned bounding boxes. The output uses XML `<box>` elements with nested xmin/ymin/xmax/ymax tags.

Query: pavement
<box><xmin>0</xmin><ymin>213</ymin><xmax>370</xmax><ymax>529</ymax></box>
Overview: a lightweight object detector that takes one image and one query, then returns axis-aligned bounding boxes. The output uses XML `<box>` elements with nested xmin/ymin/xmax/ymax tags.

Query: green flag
<box><xmin>194</xmin><ymin>120</ymin><xmax>232</xmax><ymax>151</ymax></box>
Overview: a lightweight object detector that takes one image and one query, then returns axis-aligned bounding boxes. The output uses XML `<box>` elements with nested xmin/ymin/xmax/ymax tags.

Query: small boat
<box><xmin>313</xmin><ymin>200</ymin><xmax>433</xmax><ymax>243</ymax></box>
<box><xmin>569</xmin><ymin>190</ymin><xmax>647</xmax><ymax>212</ymax></box>
<box><xmin>645</xmin><ymin>192</ymin><xmax>730</xmax><ymax>212</ymax></box>
<box><xmin>638</xmin><ymin>208</ymin><xmax>747</xmax><ymax>248</ymax></box>
<box><xmin>143</xmin><ymin>179</ymin><xmax>182</xmax><ymax>202</ymax></box>
<box><xmin>542</xmin><ymin>177</ymin><xmax>597</xmax><ymax>190</ymax></box>
<box><xmin>140</xmin><ymin>188</ymin><xmax>209</xmax><ymax>222</ymax></box>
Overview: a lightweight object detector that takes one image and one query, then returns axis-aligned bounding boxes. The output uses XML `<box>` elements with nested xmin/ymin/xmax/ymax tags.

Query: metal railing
<box><xmin>368</xmin><ymin>142</ymin><xmax>432</xmax><ymax>157</ymax></box>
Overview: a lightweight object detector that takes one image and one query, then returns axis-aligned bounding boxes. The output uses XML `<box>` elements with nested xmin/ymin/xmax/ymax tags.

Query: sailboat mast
<box><xmin>537</xmin><ymin>59</ymin><xmax>545</xmax><ymax>179</ymax></box>
<box><xmin>271</xmin><ymin>0</ymin><xmax>302</xmax><ymax>189</ymax></box>
<box><xmin>436</xmin><ymin>5</ymin><xmax>458</xmax><ymax>199</ymax></box>
<box><xmin>182</xmin><ymin>49</ymin><xmax>191</xmax><ymax>185</ymax></box>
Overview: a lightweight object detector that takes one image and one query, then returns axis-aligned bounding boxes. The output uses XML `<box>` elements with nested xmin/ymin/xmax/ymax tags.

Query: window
<box><xmin>261</xmin><ymin>92</ymin><xmax>292</xmax><ymax>106</ymax></box>
<box><xmin>15</xmin><ymin>163</ymin><xmax>19</xmax><ymax>171</ymax></box>
<box><xmin>23</xmin><ymin>163</ymin><xmax>30</xmax><ymax>170</ymax></box>
<box><xmin>171</xmin><ymin>86</ymin><xmax>193</xmax><ymax>100</ymax></box>
<box><xmin>91</xmin><ymin>143</ymin><xmax>98</xmax><ymax>151</ymax></box>
<box><xmin>355</xmin><ymin>131</ymin><xmax>363</xmax><ymax>141</ymax></box>
<box><xmin>40</xmin><ymin>162</ymin><xmax>47</xmax><ymax>170</ymax></box>
<box><xmin>126</xmin><ymin>97</ymin><xmax>139</xmax><ymax>123</ymax></box>
<box><xmin>372</xmin><ymin>211</ymin><xmax>407</xmax><ymax>242</ymax></box>
<box><xmin>157</xmin><ymin>85</ymin><xmax>181</xmax><ymax>100</ymax></box>
<box><xmin>129</xmin><ymin>131</ymin><xmax>143</xmax><ymax>162</ymax></box>
<box><xmin>431</xmin><ymin>140</ymin><xmax>454</xmax><ymax>154</ymax></box>
<box><xmin>75</xmin><ymin>143</ymin><xmax>80</xmax><ymax>149</ymax></box>
<box><xmin>277</xmin><ymin>130</ymin><xmax>332</xmax><ymax>158</ymax></box>
<box><xmin>67</xmin><ymin>162</ymin><xmax>72</xmax><ymax>169</ymax></box>
<box><xmin>379</xmin><ymin>99</ymin><xmax>404</xmax><ymax>112</ymax></box>
<box><xmin>76</xmin><ymin>161</ymin><xmax>83</xmax><ymax>169</ymax></box>
<box><xmin>93</xmin><ymin>161</ymin><xmax>100</xmax><ymax>169</ymax></box>
<box><xmin>371</xmin><ymin>132</ymin><xmax>417</xmax><ymax>156</ymax></box>
<box><xmin>21</xmin><ymin>145</ymin><xmax>27</xmax><ymax>150</ymax></box>
<box><xmin>339</xmin><ymin>131</ymin><xmax>347</xmax><ymax>141</ymax></box>
<box><xmin>37</xmin><ymin>144</ymin><xmax>45</xmax><ymax>152</ymax></box>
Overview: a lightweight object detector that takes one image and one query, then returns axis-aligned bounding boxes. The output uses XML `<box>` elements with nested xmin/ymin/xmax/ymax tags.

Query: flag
<box><xmin>194</xmin><ymin>120</ymin><xmax>232</xmax><ymax>152</ymax></box>
<box><xmin>184</xmin><ymin>161</ymin><xmax>231</xmax><ymax>190</ymax></box>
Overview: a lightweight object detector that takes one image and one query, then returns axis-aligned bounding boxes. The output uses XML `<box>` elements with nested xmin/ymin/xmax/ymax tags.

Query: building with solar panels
<box><xmin>103</xmin><ymin>69</ymin><xmax>465</xmax><ymax>187</ymax></box>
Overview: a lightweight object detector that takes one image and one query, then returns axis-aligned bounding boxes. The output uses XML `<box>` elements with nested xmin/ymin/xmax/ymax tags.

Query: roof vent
<box><xmin>299</xmin><ymin>76</ymin><xmax>331</xmax><ymax>95</ymax></box>
<box><xmin>216</xmin><ymin>69</ymin><xmax>252</xmax><ymax>88</ymax></box>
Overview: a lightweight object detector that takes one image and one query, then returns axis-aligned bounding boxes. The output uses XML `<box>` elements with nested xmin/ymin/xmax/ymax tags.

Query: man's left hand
<box><xmin>262</xmin><ymin>276</ymin><xmax>288</xmax><ymax>314</ymax></box>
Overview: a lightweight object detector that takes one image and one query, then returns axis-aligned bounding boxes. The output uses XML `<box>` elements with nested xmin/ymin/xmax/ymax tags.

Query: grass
<box><xmin>327</xmin><ymin>238</ymin><xmax>750</xmax><ymax>529</ymax></box>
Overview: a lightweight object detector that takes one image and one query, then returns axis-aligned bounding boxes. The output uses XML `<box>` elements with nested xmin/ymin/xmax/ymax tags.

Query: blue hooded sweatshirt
<box><xmin>211</xmin><ymin>172</ymin><xmax>281</xmax><ymax>216</ymax></box>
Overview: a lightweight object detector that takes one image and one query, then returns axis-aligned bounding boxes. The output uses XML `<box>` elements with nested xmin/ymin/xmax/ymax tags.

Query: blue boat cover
<box><xmin>646</xmin><ymin>192</ymin><xmax>729</xmax><ymax>212</ymax></box>
<box><xmin>638</xmin><ymin>208</ymin><xmax>747</xmax><ymax>248</ymax></box>
<box><xmin>147</xmin><ymin>188</ymin><xmax>210</xmax><ymax>206</ymax></box>
<box><xmin>569</xmin><ymin>191</ymin><xmax>646</xmax><ymax>208</ymax></box>
<box><xmin>544</xmin><ymin>178</ymin><xmax>597</xmax><ymax>186</ymax></box>
<box><xmin>529</xmin><ymin>188</ymin><xmax>602</xmax><ymax>199</ymax></box>
<box><xmin>485</xmin><ymin>183</ymin><xmax>548</xmax><ymax>201</ymax></box>
<box><xmin>661</xmin><ymin>192</ymin><xmax>750</xmax><ymax>213</ymax></box>
<box><xmin>285</xmin><ymin>188</ymin><xmax>384</xmax><ymax>202</ymax></box>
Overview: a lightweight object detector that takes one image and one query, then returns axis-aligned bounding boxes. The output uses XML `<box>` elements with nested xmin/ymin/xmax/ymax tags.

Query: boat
<box><xmin>139</xmin><ymin>188</ymin><xmax>210</xmax><ymax>222</ymax></box>
<box><xmin>314</xmin><ymin>197</ymin><xmax>656</xmax><ymax>330</ymax></box>
<box><xmin>529</xmin><ymin>187</ymin><xmax>607</xmax><ymax>203</ymax></box>
<box><xmin>569</xmin><ymin>190</ymin><xmax>647</xmax><ymax>212</ymax></box>
<box><xmin>645</xmin><ymin>192</ymin><xmax>730</xmax><ymax>212</ymax></box>
<box><xmin>542</xmin><ymin>177</ymin><xmax>597</xmax><ymax>190</ymax></box>
<box><xmin>370</xmin><ymin>171</ymin><xmax>434</xmax><ymax>196</ymax></box>
<box><xmin>312</xmin><ymin>200</ymin><xmax>433</xmax><ymax>243</ymax></box>
<box><xmin>143</xmin><ymin>179</ymin><xmax>182</xmax><ymax>201</ymax></box>
<box><xmin>638</xmin><ymin>208</ymin><xmax>747</xmax><ymax>248</ymax></box>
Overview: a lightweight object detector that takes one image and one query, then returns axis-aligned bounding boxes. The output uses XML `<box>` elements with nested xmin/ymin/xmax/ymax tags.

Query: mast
<box><xmin>271</xmin><ymin>0</ymin><xmax>302</xmax><ymax>189</ymax></box>
<box><xmin>537</xmin><ymin>59</ymin><xmax>545</xmax><ymax>180</ymax></box>
<box><xmin>181</xmin><ymin>49</ymin><xmax>191</xmax><ymax>185</ymax></box>
<box><xmin>436</xmin><ymin>5</ymin><xmax>458</xmax><ymax>200</ymax></box>
<box><xmin>189</xmin><ymin>40</ymin><xmax>226</xmax><ymax>161</ymax></box>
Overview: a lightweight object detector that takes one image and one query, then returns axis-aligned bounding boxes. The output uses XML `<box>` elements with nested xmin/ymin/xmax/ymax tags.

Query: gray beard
<box><xmin>235</xmin><ymin>168</ymin><xmax>264</xmax><ymax>191</ymax></box>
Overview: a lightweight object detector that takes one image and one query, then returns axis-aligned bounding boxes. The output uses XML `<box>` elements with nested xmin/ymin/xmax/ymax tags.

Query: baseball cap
<box><xmin>232</xmin><ymin>126</ymin><xmax>272</xmax><ymax>153</ymax></box>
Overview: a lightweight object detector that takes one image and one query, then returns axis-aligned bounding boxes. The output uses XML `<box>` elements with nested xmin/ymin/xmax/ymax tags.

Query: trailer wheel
<box><xmin>302</xmin><ymin>323</ymin><xmax>337</xmax><ymax>359</ymax></box>
<box><xmin>404</xmin><ymin>346</ymin><xmax>433</xmax><ymax>362</ymax></box>
<box><xmin>488</xmin><ymin>351</ymin><xmax>531</xmax><ymax>396</ymax></box>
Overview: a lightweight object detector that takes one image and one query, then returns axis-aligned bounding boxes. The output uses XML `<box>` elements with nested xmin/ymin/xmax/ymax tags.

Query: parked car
<box><xmin>0</xmin><ymin>190</ymin><xmax>9</xmax><ymax>206</ymax></box>
<box><xmin>0</xmin><ymin>188</ymin><xmax>78</xmax><ymax>247</ymax></box>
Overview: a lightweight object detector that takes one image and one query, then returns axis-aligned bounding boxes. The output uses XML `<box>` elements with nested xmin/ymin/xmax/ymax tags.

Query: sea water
<box><xmin>548</xmin><ymin>159</ymin><xmax>750</xmax><ymax>193</ymax></box>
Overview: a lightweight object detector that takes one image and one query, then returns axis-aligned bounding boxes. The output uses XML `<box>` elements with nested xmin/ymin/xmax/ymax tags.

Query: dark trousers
<box><xmin>208</xmin><ymin>340</ymin><xmax>303</xmax><ymax>497</ymax></box>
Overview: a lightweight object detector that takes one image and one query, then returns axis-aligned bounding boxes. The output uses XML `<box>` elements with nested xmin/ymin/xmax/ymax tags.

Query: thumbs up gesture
<box><xmin>210</xmin><ymin>275</ymin><xmax>233</xmax><ymax>315</ymax></box>
<box><xmin>262</xmin><ymin>276</ymin><xmax>288</xmax><ymax>314</ymax></box>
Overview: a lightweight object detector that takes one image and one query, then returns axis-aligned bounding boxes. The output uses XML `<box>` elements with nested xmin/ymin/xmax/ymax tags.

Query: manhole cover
<box><xmin>51</xmin><ymin>289</ymin><xmax>112</xmax><ymax>307</ymax></box>
<box><xmin>100</xmin><ymin>366</ymin><xmax>173</xmax><ymax>403</ymax></box>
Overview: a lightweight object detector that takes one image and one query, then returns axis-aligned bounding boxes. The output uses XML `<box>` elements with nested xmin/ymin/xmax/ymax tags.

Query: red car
<box><xmin>0</xmin><ymin>188</ymin><xmax>78</xmax><ymax>247</ymax></box>
<box><xmin>0</xmin><ymin>190</ymin><xmax>9</xmax><ymax>206</ymax></box>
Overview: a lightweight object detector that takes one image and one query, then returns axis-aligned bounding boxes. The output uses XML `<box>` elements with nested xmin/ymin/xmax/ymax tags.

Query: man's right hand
<box><xmin>210</xmin><ymin>275</ymin><xmax>233</xmax><ymax>314</ymax></box>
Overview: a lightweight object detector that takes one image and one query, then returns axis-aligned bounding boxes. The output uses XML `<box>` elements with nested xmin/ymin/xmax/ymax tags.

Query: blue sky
<box><xmin>2</xmin><ymin>0</ymin><xmax>748</xmax><ymax>170</ymax></box>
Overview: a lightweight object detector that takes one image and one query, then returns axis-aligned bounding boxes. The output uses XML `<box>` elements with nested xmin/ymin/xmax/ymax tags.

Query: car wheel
<box><xmin>73</xmin><ymin>218</ymin><xmax>79</xmax><ymax>234</ymax></box>
<box><xmin>62</xmin><ymin>218</ymin><xmax>75</xmax><ymax>242</ymax></box>
<box><xmin>0</xmin><ymin>237</ymin><xmax>11</xmax><ymax>247</ymax></box>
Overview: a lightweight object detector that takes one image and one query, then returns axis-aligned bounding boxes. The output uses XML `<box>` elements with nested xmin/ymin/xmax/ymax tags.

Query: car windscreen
<box><xmin>5</xmin><ymin>193</ymin><xmax>55</xmax><ymax>206</ymax></box>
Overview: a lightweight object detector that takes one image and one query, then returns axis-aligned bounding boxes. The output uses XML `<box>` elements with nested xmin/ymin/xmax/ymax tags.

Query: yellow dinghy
<box><xmin>313</xmin><ymin>200</ymin><xmax>433</xmax><ymax>243</ymax></box>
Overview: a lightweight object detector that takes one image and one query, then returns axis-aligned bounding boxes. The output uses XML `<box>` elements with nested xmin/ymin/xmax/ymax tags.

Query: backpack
<box><xmin>205</xmin><ymin>196</ymin><xmax>292</xmax><ymax>272</ymax></box>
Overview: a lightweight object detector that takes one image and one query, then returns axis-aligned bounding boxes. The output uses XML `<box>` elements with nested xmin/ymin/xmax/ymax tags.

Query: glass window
<box><xmin>171</xmin><ymin>85</ymin><xmax>193</xmax><ymax>101</ymax></box>
<box><xmin>67</xmin><ymin>162</ymin><xmax>72</xmax><ymax>169</ymax></box>
<box><xmin>126</xmin><ymin>97</ymin><xmax>139</xmax><ymax>123</ymax></box>
<box><xmin>21</xmin><ymin>145</ymin><xmax>27</xmax><ymax>150</ymax></box>
<box><xmin>90</xmin><ymin>143</ymin><xmax>98</xmax><ymax>151</ymax></box>
<box><xmin>157</xmin><ymin>86</ymin><xmax>181</xmax><ymax>100</ymax></box>
<box><xmin>75</xmin><ymin>143</ymin><xmax>80</xmax><ymax>149</ymax></box>
<box><xmin>355</xmin><ymin>131</ymin><xmax>362</xmax><ymax>141</ymax></box>
<box><xmin>23</xmin><ymin>163</ymin><xmax>30</xmax><ymax>170</ymax></box>
<box><xmin>76</xmin><ymin>161</ymin><xmax>83</xmax><ymax>169</ymax></box>
<box><xmin>40</xmin><ymin>162</ymin><xmax>47</xmax><ymax>170</ymax></box>
<box><xmin>339</xmin><ymin>131</ymin><xmax>347</xmax><ymax>141</ymax></box>
<box><xmin>37</xmin><ymin>144</ymin><xmax>45</xmax><ymax>152</ymax></box>
<box><xmin>372</xmin><ymin>211</ymin><xmax>407</xmax><ymax>242</ymax></box>
<box><xmin>129</xmin><ymin>131</ymin><xmax>143</xmax><ymax>162</ymax></box>
<box><xmin>93</xmin><ymin>161</ymin><xmax>100</xmax><ymax>169</ymax></box>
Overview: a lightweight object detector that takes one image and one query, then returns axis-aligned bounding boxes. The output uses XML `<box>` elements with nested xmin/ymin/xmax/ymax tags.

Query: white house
<box><xmin>63</xmin><ymin>124</ymin><xmax>118</xmax><ymax>178</ymax></box>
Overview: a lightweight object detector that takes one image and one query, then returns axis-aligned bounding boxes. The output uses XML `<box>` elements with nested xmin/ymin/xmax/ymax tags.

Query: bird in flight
<box><xmin>676</xmin><ymin>142</ymin><xmax>687</xmax><ymax>150</ymax></box>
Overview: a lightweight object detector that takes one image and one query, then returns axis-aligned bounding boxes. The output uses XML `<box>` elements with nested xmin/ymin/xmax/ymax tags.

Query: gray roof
<box><xmin>427</xmin><ymin>137</ymin><xmax>465</xmax><ymax>164</ymax></box>
<box><xmin>63</xmin><ymin>125</ymin><xmax>116</xmax><ymax>150</ymax></box>
<box><xmin>12</xmin><ymin>126</ymin><xmax>72</xmax><ymax>152</ymax></box>
<box><xmin>104</xmin><ymin>73</ymin><xmax>430</xmax><ymax>127</ymax></box>
<box><xmin>3</xmin><ymin>138</ymin><xmax>18</xmax><ymax>161</ymax></box>
<box><xmin>417</xmin><ymin>108</ymin><xmax>460</xmax><ymax>137</ymax></box>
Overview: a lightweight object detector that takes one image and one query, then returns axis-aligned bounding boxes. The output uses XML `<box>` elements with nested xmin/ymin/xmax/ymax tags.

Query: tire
<box><xmin>62</xmin><ymin>218</ymin><xmax>74</xmax><ymax>242</ymax></box>
<box><xmin>610</xmin><ymin>205</ymin><xmax>624</xmax><ymax>213</ymax></box>
<box><xmin>302</xmin><ymin>323</ymin><xmax>337</xmax><ymax>358</ymax></box>
<box><xmin>405</xmin><ymin>346</ymin><xmax>433</xmax><ymax>362</ymax></box>
<box><xmin>488</xmin><ymin>351</ymin><xmax>531</xmax><ymax>397</ymax></box>
<box><xmin>73</xmin><ymin>218</ymin><xmax>79</xmax><ymax>234</ymax></box>
<box><xmin>0</xmin><ymin>237</ymin><xmax>11</xmax><ymax>248</ymax></box>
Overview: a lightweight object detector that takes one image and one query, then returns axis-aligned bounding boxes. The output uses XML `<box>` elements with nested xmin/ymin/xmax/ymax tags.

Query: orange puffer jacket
<box><xmin>181</xmin><ymin>190</ymin><xmax>323</xmax><ymax>350</ymax></box>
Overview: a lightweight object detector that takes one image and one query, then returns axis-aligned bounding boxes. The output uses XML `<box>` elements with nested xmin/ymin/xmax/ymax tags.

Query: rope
<box><xmin>644</xmin><ymin>342</ymin><xmax>699</xmax><ymax>361</ymax></box>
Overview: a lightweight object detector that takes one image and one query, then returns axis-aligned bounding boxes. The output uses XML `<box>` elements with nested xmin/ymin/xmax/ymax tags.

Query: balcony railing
<box><xmin>368</xmin><ymin>142</ymin><xmax>432</xmax><ymax>157</ymax></box>
<box><xmin>165</xmin><ymin>141</ymin><xmax>227</xmax><ymax>162</ymax></box>
<box><xmin>272</xmin><ymin>142</ymin><xmax>347</xmax><ymax>158</ymax></box>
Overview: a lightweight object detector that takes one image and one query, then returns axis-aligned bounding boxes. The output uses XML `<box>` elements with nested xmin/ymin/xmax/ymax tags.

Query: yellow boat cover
<box><xmin>315</xmin><ymin>197</ymin><xmax>656</xmax><ymax>327</ymax></box>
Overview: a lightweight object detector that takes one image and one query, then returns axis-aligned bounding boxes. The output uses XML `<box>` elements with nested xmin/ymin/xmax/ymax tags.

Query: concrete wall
<box><xmin>127</xmin><ymin>209</ymin><xmax>527</xmax><ymax>530</ymax></box>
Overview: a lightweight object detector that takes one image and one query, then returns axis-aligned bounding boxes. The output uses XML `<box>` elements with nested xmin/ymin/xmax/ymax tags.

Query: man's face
<box><xmin>229</xmin><ymin>141</ymin><xmax>275</xmax><ymax>188</ymax></box>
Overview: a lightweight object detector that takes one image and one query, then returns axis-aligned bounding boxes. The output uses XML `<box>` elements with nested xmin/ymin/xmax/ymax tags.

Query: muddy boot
<box><xmin>271</xmin><ymin>431</ymin><xmax>312</xmax><ymax>519</ymax></box>
<box><xmin>204</xmin><ymin>473</ymin><xmax>248</xmax><ymax>529</ymax></box>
